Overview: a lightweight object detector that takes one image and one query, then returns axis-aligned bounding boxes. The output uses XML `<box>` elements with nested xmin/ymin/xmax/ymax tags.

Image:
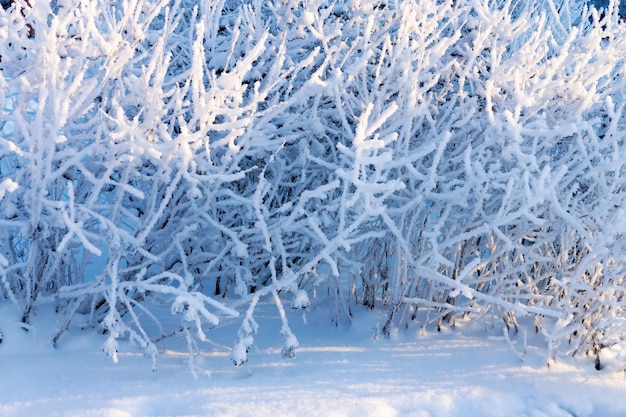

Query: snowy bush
<box><xmin>1</xmin><ymin>0</ymin><xmax>626</xmax><ymax>371</ymax></box>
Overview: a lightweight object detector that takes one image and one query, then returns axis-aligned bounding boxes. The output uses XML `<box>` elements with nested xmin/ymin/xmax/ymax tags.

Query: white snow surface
<box><xmin>1</xmin><ymin>302</ymin><xmax>625</xmax><ymax>417</ymax></box>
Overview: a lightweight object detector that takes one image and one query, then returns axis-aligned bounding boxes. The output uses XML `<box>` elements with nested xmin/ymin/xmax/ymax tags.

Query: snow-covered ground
<box><xmin>2</xmin><ymin>301</ymin><xmax>626</xmax><ymax>417</ymax></box>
